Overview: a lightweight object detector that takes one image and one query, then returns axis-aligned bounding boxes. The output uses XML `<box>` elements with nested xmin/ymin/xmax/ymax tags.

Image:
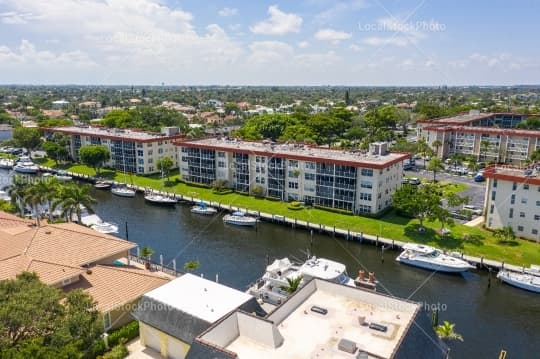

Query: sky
<box><xmin>0</xmin><ymin>0</ymin><xmax>539</xmax><ymax>86</ymax></box>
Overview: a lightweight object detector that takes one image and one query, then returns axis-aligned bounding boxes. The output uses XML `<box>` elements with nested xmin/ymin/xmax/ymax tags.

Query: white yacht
<box><xmin>111</xmin><ymin>185</ymin><xmax>136</xmax><ymax>198</ymax></box>
<box><xmin>13</xmin><ymin>158</ymin><xmax>38</xmax><ymax>174</ymax></box>
<box><xmin>497</xmin><ymin>265</ymin><xmax>540</xmax><ymax>293</ymax></box>
<box><xmin>0</xmin><ymin>158</ymin><xmax>14</xmax><ymax>169</ymax></box>
<box><xmin>396</xmin><ymin>243</ymin><xmax>474</xmax><ymax>273</ymax></box>
<box><xmin>94</xmin><ymin>180</ymin><xmax>112</xmax><ymax>190</ymax></box>
<box><xmin>80</xmin><ymin>213</ymin><xmax>119</xmax><ymax>234</ymax></box>
<box><xmin>54</xmin><ymin>170</ymin><xmax>72</xmax><ymax>181</ymax></box>
<box><xmin>191</xmin><ymin>202</ymin><xmax>218</xmax><ymax>215</ymax></box>
<box><xmin>223</xmin><ymin>211</ymin><xmax>257</xmax><ymax>227</ymax></box>
<box><xmin>144</xmin><ymin>191</ymin><xmax>176</xmax><ymax>206</ymax></box>
<box><xmin>249</xmin><ymin>256</ymin><xmax>355</xmax><ymax>305</ymax></box>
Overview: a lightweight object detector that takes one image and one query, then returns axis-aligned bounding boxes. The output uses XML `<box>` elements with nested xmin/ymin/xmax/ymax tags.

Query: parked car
<box><xmin>474</xmin><ymin>174</ymin><xmax>485</xmax><ymax>182</ymax></box>
<box><xmin>409</xmin><ymin>177</ymin><xmax>421</xmax><ymax>185</ymax></box>
<box><xmin>450</xmin><ymin>210</ymin><xmax>472</xmax><ymax>221</ymax></box>
<box><xmin>463</xmin><ymin>205</ymin><xmax>483</xmax><ymax>216</ymax></box>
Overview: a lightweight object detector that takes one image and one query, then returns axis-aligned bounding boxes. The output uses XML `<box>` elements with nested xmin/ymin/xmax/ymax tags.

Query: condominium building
<box><xmin>47</xmin><ymin>126</ymin><xmax>183</xmax><ymax>174</ymax></box>
<box><xmin>484</xmin><ymin>165</ymin><xmax>540</xmax><ymax>241</ymax></box>
<box><xmin>176</xmin><ymin>138</ymin><xmax>409</xmax><ymax>215</ymax></box>
<box><xmin>417</xmin><ymin>111</ymin><xmax>537</xmax><ymax>164</ymax></box>
<box><xmin>187</xmin><ymin>278</ymin><xmax>447</xmax><ymax>359</ymax></box>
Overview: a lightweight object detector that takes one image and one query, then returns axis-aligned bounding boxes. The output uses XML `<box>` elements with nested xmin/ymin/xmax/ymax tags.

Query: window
<box><xmin>218</xmin><ymin>161</ymin><xmax>226</xmax><ymax>168</ymax></box>
<box><xmin>535</xmin><ymin>215</ymin><xmax>540</xmax><ymax>221</ymax></box>
<box><xmin>491</xmin><ymin>191</ymin><xmax>496</xmax><ymax>201</ymax></box>
<box><xmin>288</xmin><ymin>160</ymin><xmax>298</xmax><ymax>168</ymax></box>
<box><xmin>533</xmin><ymin>229</ymin><xmax>538</xmax><ymax>235</ymax></box>
<box><xmin>524</xmin><ymin>184</ymin><xmax>529</xmax><ymax>190</ymax></box>
<box><xmin>512</xmin><ymin>182</ymin><xmax>517</xmax><ymax>191</ymax></box>
<box><xmin>520</xmin><ymin>212</ymin><xmax>526</xmax><ymax>218</ymax></box>
<box><xmin>490</xmin><ymin>204</ymin><xmax>494</xmax><ymax>214</ymax></box>
<box><xmin>493</xmin><ymin>179</ymin><xmax>497</xmax><ymax>188</ymax></box>
<box><xmin>509</xmin><ymin>208</ymin><xmax>513</xmax><ymax>218</ymax></box>
<box><xmin>218</xmin><ymin>152</ymin><xmax>225</xmax><ymax>158</ymax></box>
<box><xmin>522</xmin><ymin>198</ymin><xmax>528</xmax><ymax>204</ymax></box>
<box><xmin>361</xmin><ymin>180</ymin><xmax>373</xmax><ymax>189</ymax></box>
<box><xmin>304</xmin><ymin>173</ymin><xmax>315</xmax><ymax>181</ymax></box>
<box><xmin>148</xmin><ymin>150</ymin><xmax>153</xmax><ymax>155</ymax></box>
<box><xmin>158</xmin><ymin>148</ymin><xmax>163</xmax><ymax>154</ymax></box>
<box><xmin>517</xmin><ymin>225</ymin><xmax>524</xmax><ymax>232</ymax></box>
<box><xmin>138</xmin><ymin>166</ymin><xmax>144</xmax><ymax>173</ymax></box>
<box><xmin>103</xmin><ymin>312</ymin><xmax>111</xmax><ymax>329</ymax></box>
<box><xmin>361</xmin><ymin>168</ymin><xmax>373</xmax><ymax>177</ymax></box>
<box><xmin>359</xmin><ymin>193</ymin><xmax>372</xmax><ymax>201</ymax></box>
<box><xmin>305</xmin><ymin>162</ymin><xmax>315</xmax><ymax>170</ymax></box>
<box><xmin>138</xmin><ymin>158</ymin><xmax>144</xmax><ymax>165</ymax></box>
<box><xmin>537</xmin><ymin>200</ymin><xmax>540</xmax><ymax>206</ymax></box>
<box><xmin>288</xmin><ymin>181</ymin><xmax>298</xmax><ymax>189</ymax></box>
<box><xmin>511</xmin><ymin>194</ymin><xmax>515</xmax><ymax>204</ymax></box>
<box><xmin>137</xmin><ymin>150</ymin><xmax>144</xmax><ymax>156</ymax></box>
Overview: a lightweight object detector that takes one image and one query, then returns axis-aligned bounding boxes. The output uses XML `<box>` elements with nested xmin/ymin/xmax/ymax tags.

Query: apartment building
<box><xmin>176</xmin><ymin>138</ymin><xmax>408</xmax><ymax>215</ymax></box>
<box><xmin>417</xmin><ymin>111</ymin><xmax>536</xmax><ymax>164</ymax></box>
<box><xmin>48</xmin><ymin>126</ymin><xmax>183</xmax><ymax>174</ymax></box>
<box><xmin>484</xmin><ymin>165</ymin><xmax>540</xmax><ymax>241</ymax></box>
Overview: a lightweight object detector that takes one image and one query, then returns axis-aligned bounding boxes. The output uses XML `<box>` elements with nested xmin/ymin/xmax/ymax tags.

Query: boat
<box><xmin>55</xmin><ymin>170</ymin><xmax>72</xmax><ymax>181</ymax></box>
<box><xmin>13</xmin><ymin>160</ymin><xmax>38</xmax><ymax>174</ymax></box>
<box><xmin>497</xmin><ymin>265</ymin><xmax>540</xmax><ymax>293</ymax></box>
<box><xmin>111</xmin><ymin>185</ymin><xmax>136</xmax><ymax>198</ymax></box>
<box><xmin>395</xmin><ymin>243</ymin><xmax>475</xmax><ymax>273</ymax></box>
<box><xmin>94</xmin><ymin>180</ymin><xmax>112</xmax><ymax>190</ymax></box>
<box><xmin>223</xmin><ymin>211</ymin><xmax>257</xmax><ymax>227</ymax></box>
<box><xmin>144</xmin><ymin>191</ymin><xmax>176</xmax><ymax>206</ymax></box>
<box><xmin>190</xmin><ymin>201</ymin><xmax>218</xmax><ymax>215</ymax></box>
<box><xmin>0</xmin><ymin>158</ymin><xmax>14</xmax><ymax>169</ymax></box>
<box><xmin>0</xmin><ymin>190</ymin><xmax>10</xmax><ymax>201</ymax></box>
<box><xmin>248</xmin><ymin>256</ymin><xmax>357</xmax><ymax>306</ymax></box>
<box><xmin>91</xmin><ymin>221</ymin><xmax>119</xmax><ymax>234</ymax></box>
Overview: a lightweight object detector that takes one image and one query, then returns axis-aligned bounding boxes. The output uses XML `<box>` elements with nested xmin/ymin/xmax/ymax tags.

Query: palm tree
<box><xmin>23</xmin><ymin>181</ymin><xmax>49</xmax><ymax>227</ymax></box>
<box><xmin>427</xmin><ymin>158</ymin><xmax>445</xmax><ymax>182</ymax></box>
<box><xmin>449</xmin><ymin>153</ymin><xmax>463</xmax><ymax>171</ymax></box>
<box><xmin>35</xmin><ymin>177</ymin><xmax>61</xmax><ymax>222</ymax></box>
<box><xmin>432</xmin><ymin>139</ymin><xmax>443</xmax><ymax>157</ymax></box>
<box><xmin>467</xmin><ymin>158</ymin><xmax>480</xmax><ymax>173</ymax></box>
<box><xmin>183</xmin><ymin>260</ymin><xmax>200</xmax><ymax>272</ymax></box>
<box><xmin>5</xmin><ymin>176</ymin><xmax>30</xmax><ymax>216</ymax></box>
<box><xmin>280</xmin><ymin>275</ymin><xmax>303</xmax><ymax>294</ymax></box>
<box><xmin>140</xmin><ymin>246</ymin><xmax>155</xmax><ymax>269</ymax></box>
<box><xmin>58</xmin><ymin>183</ymin><xmax>96</xmax><ymax>223</ymax></box>
<box><xmin>479</xmin><ymin>140</ymin><xmax>491</xmax><ymax>162</ymax></box>
<box><xmin>435</xmin><ymin>321</ymin><xmax>464</xmax><ymax>342</ymax></box>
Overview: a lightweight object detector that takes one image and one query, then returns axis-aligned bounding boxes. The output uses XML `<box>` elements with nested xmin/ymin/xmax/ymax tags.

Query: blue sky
<box><xmin>0</xmin><ymin>0</ymin><xmax>539</xmax><ymax>85</ymax></box>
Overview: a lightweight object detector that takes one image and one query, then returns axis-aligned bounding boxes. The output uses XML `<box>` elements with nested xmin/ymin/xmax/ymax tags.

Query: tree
<box><xmin>156</xmin><ymin>157</ymin><xmax>174</xmax><ymax>182</ymax></box>
<box><xmin>250</xmin><ymin>185</ymin><xmax>265</xmax><ymax>198</ymax></box>
<box><xmin>140</xmin><ymin>246</ymin><xmax>154</xmax><ymax>269</ymax></box>
<box><xmin>211</xmin><ymin>179</ymin><xmax>229</xmax><ymax>192</ymax></box>
<box><xmin>392</xmin><ymin>183</ymin><xmax>441</xmax><ymax>230</ymax></box>
<box><xmin>435</xmin><ymin>321</ymin><xmax>464</xmax><ymax>342</ymax></box>
<box><xmin>183</xmin><ymin>260</ymin><xmax>200</xmax><ymax>272</ymax></box>
<box><xmin>43</xmin><ymin>141</ymin><xmax>68</xmax><ymax>165</ymax></box>
<box><xmin>493</xmin><ymin>226</ymin><xmax>516</xmax><ymax>242</ymax></box>
<box><xmin>431</xmin><ymin>139</ymin><xmax>443</xmax><ymax>157</ymax></box>
<box><xmin>78</xmin><ymin>145</ymin><xmax>110</xmax><ymax>175</ymax></box>
<box><xmin>12</xmin><ymin>126</ymin><xmax>42</xmax><ymax>158</ymax></box>
<box><xmin>5</xmin><ymin>176</ymin><xmax>30</xmax><ymax>216</ymax></box>
<box><xmin>479</xmin><ymin>140</ymin><xmax>491</xmax><ymax>162</ymax></box>
<box><xmin>0</xmin><ymin>272</ymin><xmax>102</xmax><ymax>357</ymax></box>
<box><xmin>427</xmin><ymin>158</ymin><xmax>445</xmax><ymax>182</ymax></box>
<box><xmin>280</xmin><ymin>276</ymin><xmax>303</xmax><ymax>294</ymax></box>
<box><xmin>57</xmin><ymin>183</ymin><xmax>96</xmax><ymax>223</ymax></box>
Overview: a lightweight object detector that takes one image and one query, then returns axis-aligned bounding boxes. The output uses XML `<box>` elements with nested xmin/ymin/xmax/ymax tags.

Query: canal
<box><xmin>1</xmin><ymin>170</ymin><xmax>539</xmax><ymax>358</ymax></box>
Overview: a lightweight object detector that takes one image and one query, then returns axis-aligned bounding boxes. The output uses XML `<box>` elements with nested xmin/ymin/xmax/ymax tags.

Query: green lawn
<box><xmin>38</xmin><ymin>160</ymin><xmax>540</xmax><ymax>267</ymax></box>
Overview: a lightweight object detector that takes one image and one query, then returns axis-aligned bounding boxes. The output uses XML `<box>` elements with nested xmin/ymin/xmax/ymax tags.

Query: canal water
<box><xmin>1</xmin><ymin>170</ymin><xmax>539</xmax><ymax>358</ymax></box>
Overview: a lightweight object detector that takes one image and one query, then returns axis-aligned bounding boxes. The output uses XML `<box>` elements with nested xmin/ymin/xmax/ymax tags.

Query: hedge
<box><xmin>313</xmin><ymin>204</ymin><xmax>354</xmax><ymax>216</ymax></box>
<box><xmin>90</xmin><ymin>321</ymin><xmax>139</xmax><ymax>358</ymax></box>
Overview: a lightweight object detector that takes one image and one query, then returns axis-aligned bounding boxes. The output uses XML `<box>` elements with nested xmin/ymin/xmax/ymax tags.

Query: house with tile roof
<box><xmin>0</xmin><ymin>211</ymin><xmax>170</xmax><ymax>330</ymax></box>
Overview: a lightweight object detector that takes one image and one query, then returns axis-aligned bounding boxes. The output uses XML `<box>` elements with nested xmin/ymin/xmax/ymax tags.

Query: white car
<box><xmin>463</xmin><ymin>205</ymin><xmax>483</xmax><ymax>216</ymax></box>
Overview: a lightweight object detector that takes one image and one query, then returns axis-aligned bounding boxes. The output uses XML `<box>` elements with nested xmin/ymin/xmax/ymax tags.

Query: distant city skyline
<box><xmin>0</xmin><ymin>0</ymin><xmax>539</xmax><ymax>86</ymax></box>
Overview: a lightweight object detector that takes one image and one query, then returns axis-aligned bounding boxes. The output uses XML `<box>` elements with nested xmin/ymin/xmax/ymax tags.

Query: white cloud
<box><xmin>362</xmin><ymin>36</ymin><xmax>416</xmax><ymax>47</ymax></box>
<box><xmin>247</xmin><ymin>41</ymin><xmax>294</xmax><ymax>64</ymax></box>
<box><xmin>250</xmin><ymin>5</ymin><xmax>302</xmax><ymax>35</ymax></box>
<box><xmin>0</xmin><ymin>11</ymin><xmax>39</xmax><ymax>24</ymax></box>
<box><xmin>218</xmin><ymin>7</ymin><xmax>237</xmax><ymax>17</ymax></box>
<box><xmin>348</xmin><ymin>44</ymin><xmax>363</xmax><ymax>52</ymax></box>
<box><xmin>0</xmin><ymin>40</ymin><xmax>95</xmax><ymax>67</ymax></box>
<box><xmin>314</xmin><ymin>0</ymin><xmax>367</xmax><ymax>24</ymax></box>
<box><xmin>314</xmin><ymin>28</ymin><xmax>351</xmax><ymax>43</ymax></box>
<box><xmin>298</xmin><ymin>41</ymin><xmax>309</xmax><ymax>48</ymax></box>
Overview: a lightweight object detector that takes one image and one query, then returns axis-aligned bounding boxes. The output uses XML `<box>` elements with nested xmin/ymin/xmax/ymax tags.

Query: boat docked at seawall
<box><xmin>0</xmin><ymin>158</ymin><xmax>14</xmax><ymax>169</ymax></box>
<box><xmin>248</xmin><ymin>256</ymin><xmax>358</xmax><ymax>306</ymax></box>
<box><xmin>94</xmin><ymin>180</ymin><xmax>112</xmax><ymax>190</ymax></box>
<box><xmin>80</xmin><ymin>213</ymin><xmax>119</xmax><ymax>234</ymax></box>
<box><xmin>497</xmin><ymin>265</ymin><xmax>540</xmax><ymax>293</ymax></box>
<box><xmin>190</xmin><ymin>201</ymin><xmax>217</xmax><ymax>215</ymax></box>
<box><xmin>54</xmin><ymin>170</ymin><xmax>72</xmax><ymax>182</ymax></box>
<box><xmin>223</xmin><ymin>211</ymin><xmax>257</xmax><ymax>227</ymax></box>
<box><xmin>396</xmin><ymin>243</ymin><xmax>475</xmax><ymax>273</ymax></box>
<box><xmin>144</xmin><ymin>191</ymin><xmax>176</xmax><ymax>206</ymax></box>
<box><xmin>13</xmin><ymin>157</ymin><xmax>38</xmax><ymax>174</ymax></box>
<box><xmin>111</xmin><ymin>185</ymin><xmax>136</xmax><ymax>198</ymax></box>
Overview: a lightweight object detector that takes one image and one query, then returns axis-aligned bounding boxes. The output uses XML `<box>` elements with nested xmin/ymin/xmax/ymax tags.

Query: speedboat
<box><xmin>91</xmin><ymin>221</ymin><xmax>119</xmax><ymax>234</ymax></box>
<box><xmin>144</xmin><ymin>191</ymin><xmax>176</xmax><ymax>206</ymax></box>
<box><xmin>55</xmin><ymin>170</ymin><xmax>72</xmax><ymax>181</ymax></box>
<box><xmin>396</xmin><ymin>243</ymin><xmax>474</xmax><ymax>273</ymax></box>
<box><xmin>497</xmin><ymin>265</ymin><xmax>540</xmax><ymax>293</ymax></box>
<box><xmin>0</xmin><ymin>158</ymin><xmax>14</xmax><ymax>169</ymax></box>
<box><xmin>94</xmin><ymin>180</ymin><xmax>112</xmax><ymax>190</ymax></box>
<box><xmin>191</xmin><ymin>201</ymin><xmax>218</xmax><ymax>215</ymax></box>
<box><xmin>111</xmin><ymin>185</ymin><xmax>136</xmax><ymax>198</ymax></box>
<box><xmin>223</xmin><ymin>211</ymin><xmax>257</xmax><ymax>227</ymax></box>
<box><xmin>13</xmin><ymin>160</ymin><xmax>38</xmax><ymax>174</ymax></box>
<box><xmin>248</xmin><ymin>256</ymin><xmax>356</xmax><ymax>306</ymax></box>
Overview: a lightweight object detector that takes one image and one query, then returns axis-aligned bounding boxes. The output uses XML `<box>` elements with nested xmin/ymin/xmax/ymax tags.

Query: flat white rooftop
<box><xmin>224</xmin><ymin>284</ymin><xmax>417</xmax><ymax>359</ymax></box>
<box><xmin>51</xmin><ymin>126</ymin><xmax>179</xmax><ymax>141</ymax></box>
<box><xmin>179</xmin><ymin>138</ymin><xmax>408</xmax><ymax>167</ymax></box>
<box><xmin>144</xmin><ymin>273</ymin><xmax>253</xmax><ymax>323</ymax></box>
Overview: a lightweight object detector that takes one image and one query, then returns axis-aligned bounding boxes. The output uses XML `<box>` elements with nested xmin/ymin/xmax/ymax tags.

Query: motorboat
<box><xmin>223</xmin><ymin>211</ymin><xmax>257</xmax><ymax>227</ymax></box>
<box><xmin>13</xmin><ymin>160</ymin><xmax>38</xmax><ymax>174</ymax></box>
<box><xmin>55</xmin><ymin>170</ymin><xmax>72</xmax><ymax>181</ymax></box>
<box><xmin>497</xmin><ymin>265</ymin><xmax>540</xmax><ymax>293</ymax></box>
<box><xmin>144</xmin><ymin>191</ymin><xmax>176</xmax><ymax>206</ymax></box>
<box><xmin>0</xmin><ymin>190</ymin><xmax>10</xmax><ymax>201</ymax></box>
<box><xmin>396</xmin><ymin>243</ymin><xmax>475</xmax><ymax>273</ymax></box>
<box><xmin>248</xmin><ymin>256</ymin><xmax>356</xmax><ymax>306</ymax></box>
<box><xmin>94</xmin><ymin>180</ymin><xmax>112</xmax><ymax>190</ymax></box>
<box><xmin>91</xmin><ymin>221</ymin><xmax>119</xmax><ymax>234</ymax></box>
<box><xmin>111</xmin><ymin>185</ymin><xmax>136</xmax><ymax>198</ymax></box>
<box><xmin>0</xmin><ymin>158</ymin><xmax>14</xmax><ymax>169</ymax></box>
<box><xmin>191</xmin><ymin>201</ymin><xmax>218</xmax><ymax>215</ymax></box>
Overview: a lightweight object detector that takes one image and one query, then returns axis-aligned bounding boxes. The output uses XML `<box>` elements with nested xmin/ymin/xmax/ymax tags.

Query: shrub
<box><xmin>99</xmin><ymin>340</ymin><xmax>129</xmax><ymax>359</ymax></box>
<box><xmin>212</xmin><ymin>188</ymin><xmax>234</xmax><ymax>195</ymax></box>
<box><xmin>250</xmin><ymin>185</ymin><xmax>265</xmax><ymax>198</ymax></box>
<box><xmin>287</xmin><ymin>201</ymin><xmax>304</xmax><ymax>211</ymax></box>
<box><xmin>264</xmin><ymin>196</ymin><xmax>281</xmax><ymax>201</ymax></box>
<box><xmin>313</xmin><ymin>204</ymin><xmax>353</xmax><ymax>216</ymax></box>
<box><xmin>108</xmin><ymin>321</ymin><xmax>139</xmax><ymax>348</ymax></box>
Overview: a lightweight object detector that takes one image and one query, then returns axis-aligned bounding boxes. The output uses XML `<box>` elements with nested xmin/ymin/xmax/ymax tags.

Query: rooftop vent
<box><xmin>369</xmin><ymin>322</ymin><xmax>388</xmax><ymax>333</ymax></box>
<box><xmin>310</xmin><ymin>306</ymin><xmax>328</xmax><ymax>315</ymax></box>
<box><xmin>338</xmin><ymin>338</ymin><xmax>357</xmax><ymax>354</ymax></box>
